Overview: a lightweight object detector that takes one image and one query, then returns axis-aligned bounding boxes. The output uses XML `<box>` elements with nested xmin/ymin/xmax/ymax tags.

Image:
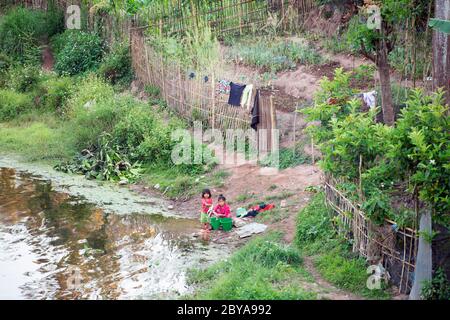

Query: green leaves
<box><xmin>52</xmin><ymin>31</ymin><xmax>105</xmax><ymax>76</ymax></box>
<box><xmin>304</xmin><ymin>68</ymin><xmax>449</xmax><ymax>225</ymax></box>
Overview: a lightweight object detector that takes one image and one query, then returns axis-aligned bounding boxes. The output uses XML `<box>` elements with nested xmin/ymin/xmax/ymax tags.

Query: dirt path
<box><xmin>42</xmin><ymin>45</ymin><xmax>54</xmax><ymax>71</ymax></box>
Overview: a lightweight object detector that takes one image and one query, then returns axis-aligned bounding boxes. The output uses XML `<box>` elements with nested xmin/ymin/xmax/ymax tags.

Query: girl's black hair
<box><xmin>218</xmin><ymin>194</ymin><xmax>226</xmax><ymax>202</ymax></box>
<box><xmin>202</xmin><ymin>188</ymin><xmax>212</xmax><ymax>198</ymax></box>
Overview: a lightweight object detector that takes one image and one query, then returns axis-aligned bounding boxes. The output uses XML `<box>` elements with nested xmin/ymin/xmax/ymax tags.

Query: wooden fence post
<box><xmin>269</xmin><ymin>94</ymin><xmax>276</xmax><ymax>152</ymax></box>
<box><xmin>211</xmin><ymin>73</ymin><xmax>216</xmax><ymax>130</ymax></box>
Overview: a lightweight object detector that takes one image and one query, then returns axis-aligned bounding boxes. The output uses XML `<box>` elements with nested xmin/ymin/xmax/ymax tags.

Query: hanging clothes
<box><xmin>363</xmin><ymin>90</ymin><xmax>377</xmax><ymax>109</ymax></box>
<box><xmin>250</xmin><ymin>89</ymin><xmax>260</xmax><ymax>131</ymax></box>
<box><xmin>217</xmin><ymin>79</ymin><xmax>231</xmax><ymax>94</ymax></box>
<box><xmin>228</xmin><ymin>82</ymin><xmax>246</xmax><ymax>106</ymax></box>
<box><xmin>240</xmin><ymin>84</ymin><xmax>253</xmax><ymax>110</ymax></box>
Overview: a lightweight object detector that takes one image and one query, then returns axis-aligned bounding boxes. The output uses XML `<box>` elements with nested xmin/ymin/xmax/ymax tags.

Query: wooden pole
<box><xmin>211</xmin><ymin>73</ymin><xmax>216</xmax><ymax>130</ymax></box>
<box><xmin>269</xmin><ymin>94</ymin><xmax>276</xmax><ymax>152</ymax></box>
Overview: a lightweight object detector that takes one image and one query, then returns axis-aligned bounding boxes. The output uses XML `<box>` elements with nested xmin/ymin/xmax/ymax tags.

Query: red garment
<box><xmin>201</xmin><ymin>198</ymin><xmax>213</xmax><ymax>213</ymax></box>
<box><xmin>214</xmin><ymin>203</ymin><xmax>231</xmax><ymax>218</ymax></box>
<box><xmin>250</xmin><ymin>203</ymin><xmax>275</xmax><ymax>213</ymax></box>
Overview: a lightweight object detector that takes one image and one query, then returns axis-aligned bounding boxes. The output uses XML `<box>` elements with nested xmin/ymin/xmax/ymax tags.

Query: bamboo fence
<box><xmin>131</xmin><ymin>28</ymin><xmax>256</xmax><ymax>131</ymax></box>
<box><xmin>324</xmin><ymin>175</ymin><xmax>418</xmax><ymax>294</ymax></box>
<box><xmin>136</xmin><ymin>0</ymin><xmax>316</xmax><ymax>37</ymax></box>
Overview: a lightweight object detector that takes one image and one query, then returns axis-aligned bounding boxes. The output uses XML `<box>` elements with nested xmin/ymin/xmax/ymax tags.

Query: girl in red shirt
<box><xmin>213</xmin><ymin>194</ymin><xmax>231</xmax><ymax>218</ymax></box>
<box><xmin>200</xmin><ymin>189</ymin><xmax>213</xmax><ymax>229</ymax></box>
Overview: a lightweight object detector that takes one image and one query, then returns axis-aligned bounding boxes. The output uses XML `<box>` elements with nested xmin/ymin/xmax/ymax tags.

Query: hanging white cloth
<box><xmin>240</xmin><ymin>84</ymin><xmax>253</xmax><ymax>111</ymax></box>
<box><xmin>363</xmin><ymin>90</ymin><xmax>377</xmax><ymax>109</ymax></box>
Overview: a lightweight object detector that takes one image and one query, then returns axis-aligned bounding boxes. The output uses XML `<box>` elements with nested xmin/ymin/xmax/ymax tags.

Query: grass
<box><xmin>141</xmin><ymin>166</ymin><xmax>231</xmax><ymax>200</ymax></box>
<box><xmin>187</xmin><ymin>233</ymin><xmax>316</xmax><ymax>300</ymax></box>
<box><xmin>264</xmin><ymin>190</ymin><xmax>295</xmax><ymax>202</ymax></box>
<box><xmin>226</xmin><ymin>37</ymin><xmax>325</xmax><ymax>73</ymax></box>
<box><xmin>235</xmin><ymin>191</ymin><xmax>255</xmax><ymax>203</ymax></box>
<box><xmin>0</xmin><ymin>112</ymin><xmax>76</xmax><ymax>162</ymax></box>
<box><xmin>255</xmin><ymin>207</ymin><xmax>290</xmax><ymax>224</ymax></box>
<box><xmin>295</xmin><ymin>192</ymin><xmax>391</xmax><ymax>299</ymax></box>
<box><xmin>259</xmin><ymin>145</ymin><xmax>312</xmax><ymax>170</ymax></box>
<box><xmin>209</xmin><ymin>169</ymin><xmax>231</xmax><ymax>188</ymax></box>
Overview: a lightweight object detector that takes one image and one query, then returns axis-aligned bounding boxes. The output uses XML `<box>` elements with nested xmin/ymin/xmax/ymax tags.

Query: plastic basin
<box><xmin>220</xmin><ymin>218</ymin><xmax>233</xmax><ymax>231</ymax></box>
<box><xmin>210</xmin><ymin>217</ymin><xmax>221</xmax><ymax>230</ymax></box>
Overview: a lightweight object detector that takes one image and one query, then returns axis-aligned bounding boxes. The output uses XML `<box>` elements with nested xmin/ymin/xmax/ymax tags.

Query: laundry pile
<box><xmin>236</xmin><ymin>203</ymin><xmax>276</xmax><ymax>218</ymax></box>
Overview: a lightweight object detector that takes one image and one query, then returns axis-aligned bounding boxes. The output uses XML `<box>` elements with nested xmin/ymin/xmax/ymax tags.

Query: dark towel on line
<box><xmin>228</xmin><ymin>82</ymin><xmax>246</xmax><ymax>106</ymax></box>
<box><xmin>250</xmin><ymin>89</ymin><xmax>260</xmax><ymax>131</ymax></box>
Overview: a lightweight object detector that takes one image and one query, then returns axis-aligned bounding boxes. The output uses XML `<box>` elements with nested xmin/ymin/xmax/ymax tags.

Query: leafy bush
<box><xmin>0</xmin><ymin>6</ymin><xmax>63</xmax><ymax>62</ymax></box>
<box><xmin>68</xmin><ymin>94</ymin><xmax>125</xmax><ymax>150</ymax></box>
<box><xmin>112</xmin><ymin>105</ymin><xmax>178</xmax><ymax>163</ymax></box>
<box><xmin>421</xmin><ymin>268</ymin><xmax>450</xmax><ymax>300</ymax></box>
<box><xmin>98</xmin><ymin>41</ymin><xmax>133</xmax><ymax>86</ymax></box>
<box><xmin>391</xmin><ymin>89</ymin><xmax>450</xmax><ymax>221</ymax></box>
<box><xmin>7</xmin><ymin>64</ymin><xmax>42</xmax><ymax>92</ymax></box>
<box><xmin>302</xmin><ymin>67</ymin><xmax>450</xmax><ymax>227</ymax></box>
<box><xmin>65</xmin><ymin>74</ymin><xmax>114</xmax><ymax>117</ymax></box>
<box><xmin>39</xmin><ymin>75</ymin><xmax>74</xmax><ymax>114</ymax></box>
<box><xmin>0</xmin><ymin>89</ymin><xmax>33</xmax><ymax>121</ymax></box>
<box><xmin>55</xmin><ymin>133</ymin><xmax>142</xmax><ymax>182</ymax></box>
<box><xmin>52</xmin><ymin>30</ymin><xmax>104</xmax><ymax>75</ymax></box>
<box><xmin>0</xmin><ymin>52</ymin><xmax>12</xmax><ymax>74</ymax></box>
<box><xmin>0</xmin><ymin>52</ymin><xmax>12</xmax><ymax>86</ymax></box>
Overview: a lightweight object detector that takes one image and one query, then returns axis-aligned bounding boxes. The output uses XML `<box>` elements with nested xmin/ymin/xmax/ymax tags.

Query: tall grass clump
<box><xmin>149</xmin><ymin>25</ymin><xmax>220</xmax><ymax>72</ymax></box>
<box><xmin>227</xmin><ymin>38</ymin><xmax>325</xmax><ymax>73</ymax></box>
<box><xmin>0</xmin><ymin>6</ymin><xmax>64</xmax><ymax>62</ymax></box>
<box><xmin>0</xmin><ymin>89</ymin><xmax>33</xmax><ymax>121</ymax></box>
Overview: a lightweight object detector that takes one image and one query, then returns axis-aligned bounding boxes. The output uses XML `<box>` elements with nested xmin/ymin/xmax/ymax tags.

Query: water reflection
<box><xmin>0</xmin><ymin>167</ymin><xmax>221</xmax><ymax>300</ymax></box>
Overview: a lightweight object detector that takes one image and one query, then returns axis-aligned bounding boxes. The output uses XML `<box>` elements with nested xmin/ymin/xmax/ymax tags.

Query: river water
<box><xmin>0</xmin><ymin>167</ymin><xmax>228</xmax><ymax>299</ymax></box>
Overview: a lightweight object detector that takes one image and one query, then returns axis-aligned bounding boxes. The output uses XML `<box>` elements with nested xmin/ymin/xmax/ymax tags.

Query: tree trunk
<box><xmin>377</xmin><ymin>37</ymin><xmax>395</xmax><ymax>126</ymax></box>
<box><xmin>409</xmin><ymin>210</ymin><xmax>433</xmax><ymax>300</ymax></box>
<box><xmin>433</xmin><ymin>0</ymin><xmax>450</xmax><ymax>107</ymax></box>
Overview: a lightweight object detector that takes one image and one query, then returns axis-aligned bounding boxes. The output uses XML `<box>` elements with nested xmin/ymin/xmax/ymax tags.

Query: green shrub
<box><xmin>0</xmin><ymin>6</ymin><xmax>63</xmax><ymax>62</ymax></box>
<box><xmin>0</xmin><ymin>52</ymin><xmax>12</xmax><ymax>74</ymax></box>
<box><xmin>65</xmin><ymin>74</ymin><xmax>114</xmax><ymax>117</ymax></box>
<box><xmin>40</xmin><ymin>75</ymin><xmax>74</xmax><ymax>114</ymax></box>
<box><xmin>98</xmin><ymin>42</ymin><xmax>133</xmax><ymax>86</ymax></box>
<box><xmin>421</xmin><ymin>268</ymin><xmax>450</xmax><ymax>300</ymax></box>
<box><xmin>0</xmin><ymin>89</ymin><xmax>33</xmax><ymax>121</ymax></box>
<box><xmin>52</xmin><ymin>30</ymin><xmax>104</xmax><ymax>75</ymax></box>
<box><xmin>7</xmin><ymin>64</ymin><xmax>42</xmax><ymax>92</ymax></box>
<box><xmin>68</xmin><ymin>95</ymin><xmax>125</xmax><ymax>150</ymax></box>
<box><xmin>0</xmin><ymin>52</ymin><xmax>12</xmax><ymax>87</ymax></box>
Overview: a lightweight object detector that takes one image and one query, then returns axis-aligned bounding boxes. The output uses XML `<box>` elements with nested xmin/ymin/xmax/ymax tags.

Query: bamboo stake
<box><xmin>211</xmin><ymin>73</ymin><xmax>216</xmax><ymax>130</ymax></box>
